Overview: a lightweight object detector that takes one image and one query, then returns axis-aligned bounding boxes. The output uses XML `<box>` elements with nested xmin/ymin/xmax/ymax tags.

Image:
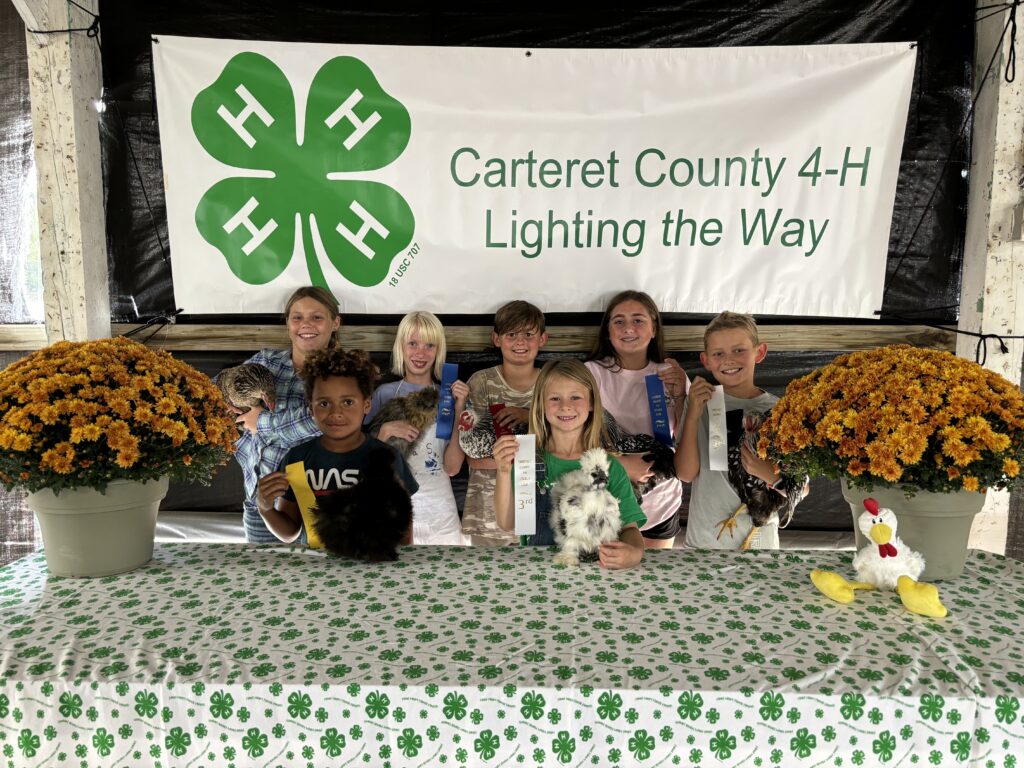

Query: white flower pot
<box><xmin>25</xmin><ymin>477</ymin><xmax>169</xmax><ymax>577</ymax></box>
<box><xmin>840</xmin><ymin>478</ymin><xmax>985</xmax><ymax>581</ymax></box>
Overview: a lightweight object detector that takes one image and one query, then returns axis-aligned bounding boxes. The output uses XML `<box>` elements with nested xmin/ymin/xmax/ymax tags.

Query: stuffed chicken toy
<box><xmin>810</xmin><ymin>498</ymin><xmax>947</xmax><ymax>618</ymax></box>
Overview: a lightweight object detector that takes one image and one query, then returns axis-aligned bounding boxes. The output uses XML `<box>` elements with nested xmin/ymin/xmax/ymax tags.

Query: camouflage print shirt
<box><xmin>459</xmin><ymin>366</ymin><xmax>535</xmax><ymax>545</ymax></box>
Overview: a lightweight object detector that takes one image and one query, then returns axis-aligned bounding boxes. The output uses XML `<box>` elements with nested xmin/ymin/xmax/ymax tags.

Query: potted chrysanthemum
<box><xmin>0</xmin><ymin>336</ymin><xmax>237</xmax><ymax>576</ymax></box>
<box><xmin>758</xmin><ymin>344</ymin><xmax>1024</xmax><ymax>579</ymax></box>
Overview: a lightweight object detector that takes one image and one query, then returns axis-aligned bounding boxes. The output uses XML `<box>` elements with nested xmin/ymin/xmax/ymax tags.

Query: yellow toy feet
<box><xmin>896</xmin><ymin>575</ymin><xmax>947</xmax><ymax>618</ymax></box>
<box><xmin>810</xmin><ymin>569</ymin><xmax>875</xmax><ymax>604</ymax></box>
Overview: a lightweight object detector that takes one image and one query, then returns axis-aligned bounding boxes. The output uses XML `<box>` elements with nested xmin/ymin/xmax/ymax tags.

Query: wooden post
<box><xmin>1010</xmin><ymin>341</ymin><xmax>1024</xmax><ymax>562</ymax></box>
<box><xmin>15</xmin><ymin>0</ymin><xmax>109</xmax><ymax>342</ymax></box>
<box><xmin>958</xmin><ymin>3</ymin><xmax>1024</xmax><ymax>554</ymax></box>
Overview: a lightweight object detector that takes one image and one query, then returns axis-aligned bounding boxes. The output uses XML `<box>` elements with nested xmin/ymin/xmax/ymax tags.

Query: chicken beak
<box><xmin>869</xmin><ymin>523</ymin><xmax>892</xmax><ymax>546</ymax></box>
<box><xmin>263</xmin><ymin>396</ymin><xmax>276</xmax><ymax>412</ymax></box>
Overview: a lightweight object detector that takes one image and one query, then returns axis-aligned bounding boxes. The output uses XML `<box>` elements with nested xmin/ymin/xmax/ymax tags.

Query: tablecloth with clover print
<box><xmin>0</xmin><ymin>544</ymin><xmax>1021</xmax><ymax>768</ymax></box>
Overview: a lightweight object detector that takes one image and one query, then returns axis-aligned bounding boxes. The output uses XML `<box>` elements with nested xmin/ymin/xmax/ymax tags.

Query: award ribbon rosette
<box><xmin>435</xmin><ymin>362</ymin><xmax>459</xmax><ymax>440</ymax></box>
<box><xmin>707</xmin><ymin>384</ymin><xmax>729</xmax><ymax>471</ymax></box>
<box><xmin>645</xmin><ymin>373</ymin><xmax>674</xmax><ymax>447</ymax></box>
<box><xmin>513</xmin><ymin>434</ymin><xmax>537</xmax><ymax>536</ymax></box>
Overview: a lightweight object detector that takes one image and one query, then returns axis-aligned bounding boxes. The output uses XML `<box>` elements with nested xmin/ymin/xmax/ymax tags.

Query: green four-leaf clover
<box><xmin>192</xmin><ymin>53</ymin><xmax>414</xmax><ymax>289</ymax></box>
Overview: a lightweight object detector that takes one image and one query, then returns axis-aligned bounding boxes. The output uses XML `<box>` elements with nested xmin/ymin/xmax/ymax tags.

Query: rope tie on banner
<box><xmin>976</xmin><ymin>333</ymin><xmax>1010</xmax><ymax>366</ymax></box>
<box><xmin>120</xmin><ymin>309</ymin><xmax>184</xmax><ymax>345</ymax></box>
<box><xmin>26</xmin><ymin>0</ymin><xmax>101</xmax><ymax>45</ymax></box>
<box><xmin>878</xmin><ymin>313</ymin><xmax>1022</xmax><ymax>365</ymax></box>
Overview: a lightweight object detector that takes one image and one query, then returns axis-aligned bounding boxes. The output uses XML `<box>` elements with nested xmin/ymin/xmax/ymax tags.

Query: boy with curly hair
<box><xmin>256</xmin><ymin>348</ymin><xmax>418</xmax><ymax>544</ymax></box>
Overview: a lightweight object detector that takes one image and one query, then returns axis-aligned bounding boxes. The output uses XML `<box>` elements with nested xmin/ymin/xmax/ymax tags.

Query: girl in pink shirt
<box><xmin>585</xmin><ymin>291</ymin><xmax>689</xmax><ymax>548</ymax></box>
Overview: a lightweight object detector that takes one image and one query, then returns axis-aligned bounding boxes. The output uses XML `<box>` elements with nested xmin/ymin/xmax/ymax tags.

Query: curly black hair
<box><xmin>300</xmin><ymin>348</ymin><xmax>379</xmax><ymax>400</ymax></box>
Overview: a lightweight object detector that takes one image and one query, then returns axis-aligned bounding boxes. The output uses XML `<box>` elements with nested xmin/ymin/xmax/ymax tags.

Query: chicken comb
<box><xmin>863</xmin><ymin>498</ymin><xmax>880</xmax><ymax>516</ymax></box>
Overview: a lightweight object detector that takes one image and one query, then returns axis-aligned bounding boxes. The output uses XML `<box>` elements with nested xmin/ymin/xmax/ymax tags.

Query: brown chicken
<box><xmin>217</xmin><ymin>363</ymin><xmax>276</xmax><ymax>413</ymax></box>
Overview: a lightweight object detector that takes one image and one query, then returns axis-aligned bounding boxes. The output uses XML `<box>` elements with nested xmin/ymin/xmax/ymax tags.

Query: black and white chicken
<box><xmin>457</xmin><ymin>404</ymin><xmax>528</xmax><ymax>459</ymax></box>
<box><xmin>603</xmin><ymin>412</ymin><xmax>677</xmax><ymax>502</ymax></box>
<box><xmin>548</xmin><ymin>448</ymin><xmax>622</xmax><ymax>566</ymax></box>
<box><xmin>719</xmin><ymin>410</ymin><xmax>805</xmax><ymax>549</ymax></box>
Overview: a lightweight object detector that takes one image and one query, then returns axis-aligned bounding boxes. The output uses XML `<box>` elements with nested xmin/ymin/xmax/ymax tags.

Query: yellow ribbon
<box><xmin>285</xmin><ymin>461</ymin><xmax>323</xmax><ymax>549</ymax></box>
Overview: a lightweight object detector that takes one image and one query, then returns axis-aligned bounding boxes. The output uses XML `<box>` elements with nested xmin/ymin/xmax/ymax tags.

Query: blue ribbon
<box><xmin>645</xmin><ymin>373</ymin><xmax>673</xmax><ymax>447</ymax></box>
<box><xmin>435</xmin><ymin>362</ymin><xmax>459</xmax><ymax>440</ymax></box>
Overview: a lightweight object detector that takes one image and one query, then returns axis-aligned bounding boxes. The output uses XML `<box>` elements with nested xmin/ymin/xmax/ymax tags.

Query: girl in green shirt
<box><xmin>492</xmin><ymin>359</ymin><xmax>646</xmax><ymax>569</ymax></box>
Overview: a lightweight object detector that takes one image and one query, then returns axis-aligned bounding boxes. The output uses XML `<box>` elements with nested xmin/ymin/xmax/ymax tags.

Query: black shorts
<box><xmin>640</xmin><ymin>482</ymin><xmax>689</xmax><ymax>540</ymax></box>
<box><xmin>641</xmin><ymin>510</ymin><xmax>681</xmax><ymax>540</ymax></box>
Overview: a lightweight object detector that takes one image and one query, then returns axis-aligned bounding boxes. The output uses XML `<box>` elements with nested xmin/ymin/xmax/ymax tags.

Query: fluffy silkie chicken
<box><xmin>548</xmin><ymin>448</ymin><xmax>622</xmax><ymax>566</ymax></box>
<box><xmin>311</xmin><ymin>446</ymin><xmax>413</xmax><ymax>562</ymax></box>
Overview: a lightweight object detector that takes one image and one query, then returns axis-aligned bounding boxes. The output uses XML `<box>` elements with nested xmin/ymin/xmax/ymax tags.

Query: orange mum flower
<box><xmin>0</xmin><ymin>337</ymin><xmax>236</xmax><ymax>493</ymax></box>
<box><xmin>758</xmin><ymin>345</ymin><xmax>1024</xmax><ymax>495</ymax></box>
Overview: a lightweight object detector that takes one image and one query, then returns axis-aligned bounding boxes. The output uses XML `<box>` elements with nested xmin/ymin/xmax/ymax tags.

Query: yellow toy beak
<box><xmin>869</xmin><ymin>523</ymin><xmax>892</xmax><ymax>546</ymax></box>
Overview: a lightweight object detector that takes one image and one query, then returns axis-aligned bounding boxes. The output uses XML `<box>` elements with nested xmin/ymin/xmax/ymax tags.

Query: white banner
<box><xmin>152</xmin><ymin>36</ymin><xmax>916</xmax><ymax>317</ymax></box>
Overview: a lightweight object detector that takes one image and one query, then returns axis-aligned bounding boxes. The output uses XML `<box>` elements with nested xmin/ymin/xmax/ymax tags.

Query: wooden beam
<box><xmin>24</xmin><ymin>0</ymin><xmax>109</xmax><ymax>343</ymax></box>
<box><xmin>958</xmin><ymin>4</ymin><xmax>1024</xmax><ymax>386</ymax></box>
<box><xmin>108</xmin><ymin>323</ymin><xmax>955</xmax><ymax>354</ymax></box>
<box><xmin>960</xmin><ymin>2</ymin><xmax>1024</xmax><ymax>555</ymax></box>
<box><xmin>9</xmin><ymin>0</ymin><xmax>46</xmax><ymax>32</ymax></box>
<box><xmin>0</xmin><ymin>325</ymin><xmax>48</xmax><ymax>351</ymax></box>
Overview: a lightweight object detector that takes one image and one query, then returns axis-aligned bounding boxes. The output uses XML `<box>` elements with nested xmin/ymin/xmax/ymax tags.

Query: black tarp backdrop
<box><xmin>98</xmin><ymin>0</ymin><xmax>972</xmax><ymax>326</ymax></box>
<box><xmin>93</xmin><ymin>1</ymin><xmax>973</xmax><ymax>521</ymax></box>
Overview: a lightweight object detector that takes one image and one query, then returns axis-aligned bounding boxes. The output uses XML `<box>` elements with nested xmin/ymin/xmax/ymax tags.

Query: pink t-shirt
<box><xmin>585</xmin><ymin>358</ymin><xmax>687</xmax><ymax>530</ymax></box>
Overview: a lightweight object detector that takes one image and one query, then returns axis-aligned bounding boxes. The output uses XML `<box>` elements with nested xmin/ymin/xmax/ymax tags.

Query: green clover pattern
<box><xmin>0</xmin><ymin>544</ymin><xmax>1021</xmax><ymax>766</ymax></box>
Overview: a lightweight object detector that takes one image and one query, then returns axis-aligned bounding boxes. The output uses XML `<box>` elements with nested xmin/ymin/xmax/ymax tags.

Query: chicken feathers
<box><xmin>726</xmin><ymin>410</ymin><xmax>803</xmax><ymax>528</ymax></box>
<box><xmin>367</xmin><ymin>387</ymin><xmax>440</xmax><ymax>457</ymax></box>
<box><xmin>218</xmin><ymin>363</ymin><xmax>276</xmax><ymax>413</ymax></box>
<box><xmin>311</xmin><ymin>446</ymin><xmax>413</xmax><ymax>562</ymax></box>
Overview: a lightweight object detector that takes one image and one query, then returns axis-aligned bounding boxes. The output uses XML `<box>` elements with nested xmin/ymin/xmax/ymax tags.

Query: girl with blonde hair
<box><xmin>366</xmin><ymin>311</ymin><xmax>469</xmax><ymax>544</ymax></box>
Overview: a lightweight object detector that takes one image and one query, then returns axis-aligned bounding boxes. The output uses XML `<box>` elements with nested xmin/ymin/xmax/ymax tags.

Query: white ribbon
<box><xmin>513</xmin><ymin>435</ymin><xmax>537</xmax><ymax>536</ymax></box>
<box><xmin>707</xmin><ymin>385</ymin><xmax>729</xmax><ymax>472</ymax></box>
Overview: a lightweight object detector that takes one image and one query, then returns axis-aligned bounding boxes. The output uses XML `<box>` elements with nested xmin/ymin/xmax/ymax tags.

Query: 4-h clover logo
<box><xmin>192</xmin><ymin>52</ymin><xmax>414</xmax><ymax>289</ymax></box>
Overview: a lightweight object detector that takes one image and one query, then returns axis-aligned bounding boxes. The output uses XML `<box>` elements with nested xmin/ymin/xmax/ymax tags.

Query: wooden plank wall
<box><xmin>85</xmin><ymin>323</ymin><xmax>956</xmax><ymax>353</ymax></box>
